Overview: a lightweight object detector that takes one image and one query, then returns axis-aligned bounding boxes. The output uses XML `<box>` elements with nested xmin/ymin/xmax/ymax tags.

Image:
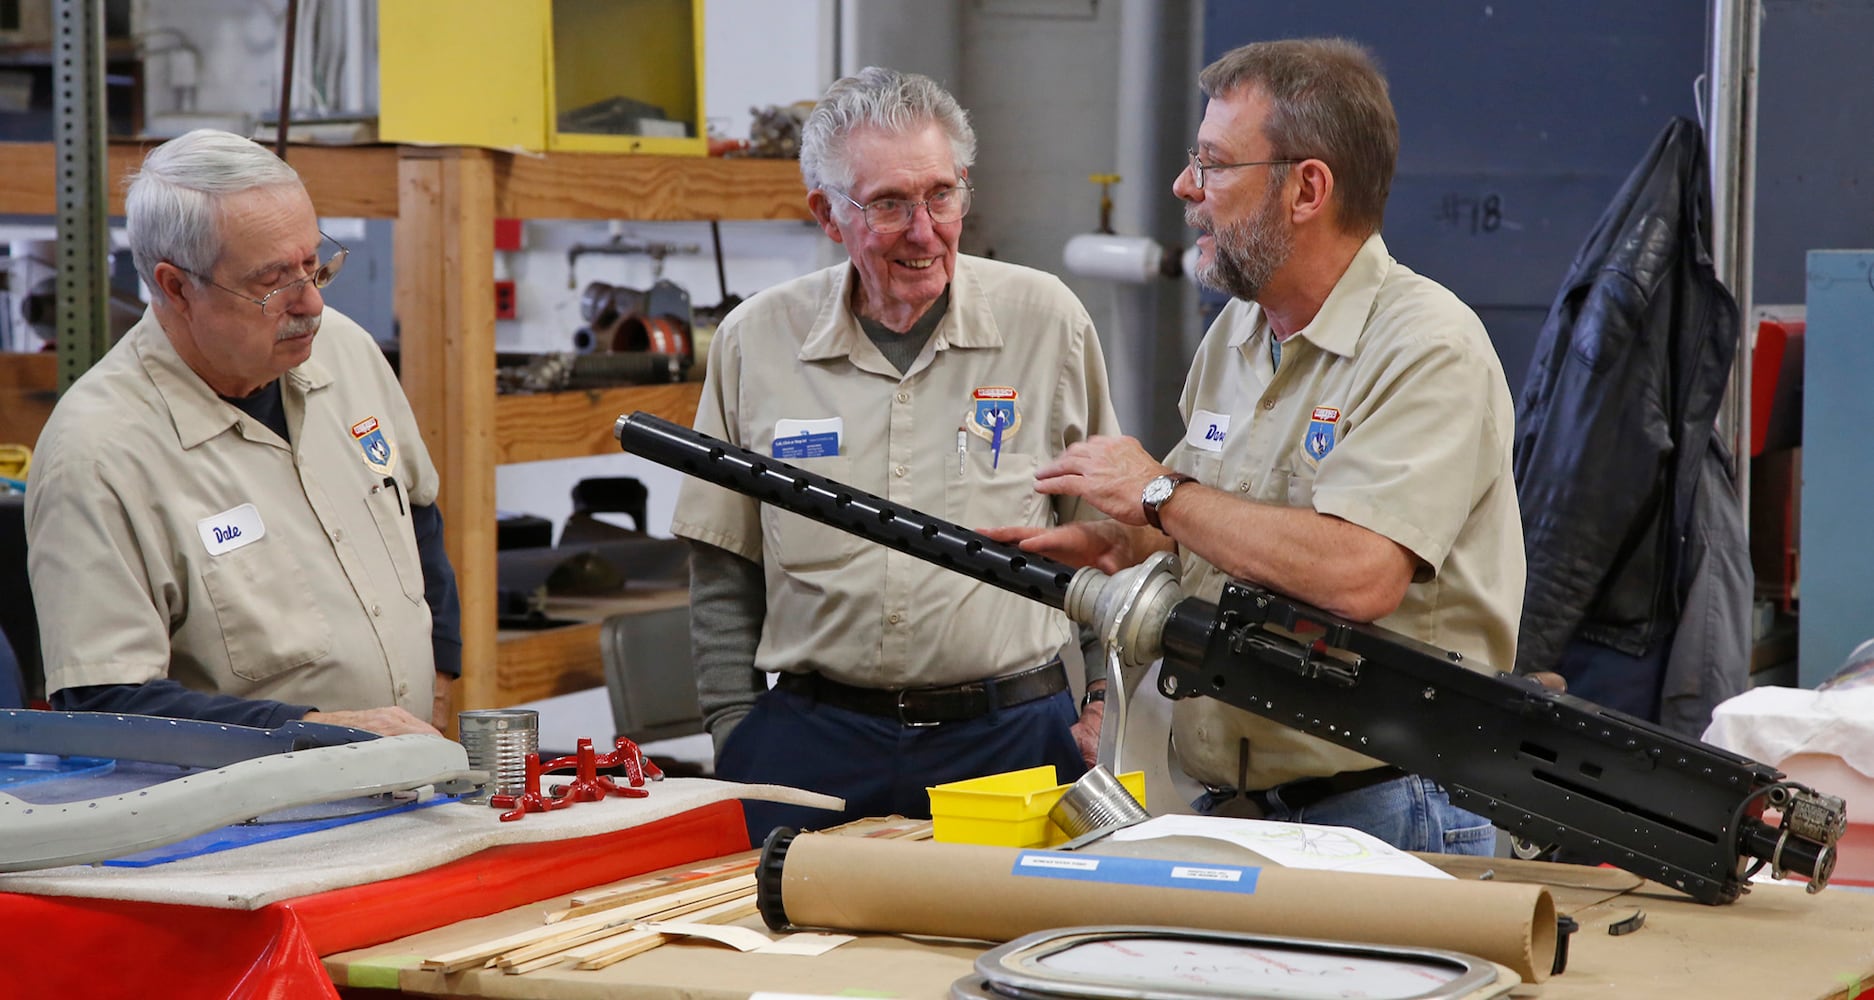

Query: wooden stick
<box><xmin>421</xmin><ymin>876</ymin><xmax>755</xmax><ymax>973</ymax></box>
<box><xmin>495</xmin><ymin>886</ymin><xmax>750</xmax><ymax>968</ymax></box>
<box><xmin>556</xmin><ymin>855</ymin><xmax>760</xmax><ymax>920</ymax></box>
<box><xmin>572</xmin><ymin>895</ymin><xmax>759</xmax><ymax>971</ymax></box>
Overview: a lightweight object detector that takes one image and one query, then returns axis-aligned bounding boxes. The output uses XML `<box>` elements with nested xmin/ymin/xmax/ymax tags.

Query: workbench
<box><xmin>4</xmin><ymin>781</ymin><xmax>1869</xmax><ymax>999</ymax></box>
<box><xmin>318</xmin><ymin>851</ymin><xmax>1874</xmax><ymax>999</ymax></box>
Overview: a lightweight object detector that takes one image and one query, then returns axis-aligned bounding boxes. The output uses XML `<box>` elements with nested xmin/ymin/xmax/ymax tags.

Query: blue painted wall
<box><xmin>1200</xmin><ymin>1</ymin><xmax>1707</xmax><ymax>394</ymax></box>
<box><xmin>1799</xmin><ymin>251</ymin><xmax>1874</xmax><ymax>687</ymax></box>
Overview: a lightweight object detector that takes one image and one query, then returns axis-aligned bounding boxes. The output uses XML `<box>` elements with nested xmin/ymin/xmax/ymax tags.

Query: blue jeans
<box><xmin>1193</xmin><ymin>775</ymin><xmax>1496</xmax><ymax>856</ymax></box>
<box><xmin>717</xmin><ymin>686</ymin><xmax>1085</xmax><ymax>847</ymax></box>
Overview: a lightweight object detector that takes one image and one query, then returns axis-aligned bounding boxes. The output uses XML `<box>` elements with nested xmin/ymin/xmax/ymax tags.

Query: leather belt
<box><xmin>1244</xmin><ymin>765</ymin><xmax>1410</xmax><ymax>812</ymax></box>
<box><xmin>774</xmin><ymin>660</ymin><xmax>1068</xmax><ymax>727</ymax></box>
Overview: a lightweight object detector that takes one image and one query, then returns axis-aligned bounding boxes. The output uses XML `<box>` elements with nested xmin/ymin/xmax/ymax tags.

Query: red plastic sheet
<box><xmin>0</xmin><ymin>799</ymin><xmax>749</xmax><ymax>998</ymax></box>
<box><xmin>0</xmin><ymin>894</ymin><xmax>334</xmax><ymax>999</ymax></box>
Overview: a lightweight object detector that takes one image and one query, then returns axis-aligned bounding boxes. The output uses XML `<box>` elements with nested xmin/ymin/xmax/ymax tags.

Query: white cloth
<box><xmin>1702</xmin><ymin>685</ymin><xmax>1874</xmax><ymax>779</ymax></box>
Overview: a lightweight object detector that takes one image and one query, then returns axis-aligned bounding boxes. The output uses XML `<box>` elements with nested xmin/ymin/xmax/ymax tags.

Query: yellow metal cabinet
<box><xmin>380</xmin><ymin>0</ymin><xmax>706</xmax><ymax>155</ymax></box>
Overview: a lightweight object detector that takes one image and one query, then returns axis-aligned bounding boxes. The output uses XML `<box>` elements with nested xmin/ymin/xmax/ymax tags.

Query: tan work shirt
<box><xmin>673</xmin><ymin>255</ymin><xmax>1120</xmax><ymax>688</ymax></box>
<box><xmin>26</xmin><ymin>307</ymin><xmax>438</xmax><ymax>715</ymax></box>
<box><xmin>1167</xmin><ymin>234</ymin><xmax>1524</xmax><ymax>790</ymax></box>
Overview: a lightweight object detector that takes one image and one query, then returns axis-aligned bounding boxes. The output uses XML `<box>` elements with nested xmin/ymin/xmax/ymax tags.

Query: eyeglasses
<box><xmin>178</xmin><ymin>231</ymin><xmax>350</xmax><ymax>317</ymax></box>
<box><xmin>830</xmin><ymin>183</ymin><xmax>973</xmax><ymax>234</ymax></box>
<box><xmin>1186</xmin><ymin>149</ymin><xmax>1302</xmax><ymax>190</ymax></box>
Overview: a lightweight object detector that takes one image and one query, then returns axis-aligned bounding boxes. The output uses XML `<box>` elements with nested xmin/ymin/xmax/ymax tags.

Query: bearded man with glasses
<box><xmin>673</xmin><ymin>67</ymin><xmax>1120</xmax><ymax>843</ymax></box>
<box><xmin>990</xmin><ymin>39</ymin><xmax>1537</xmax><ymax>856</ymax></box>
<box><xmin>26</xmin><ymin>129</ymin><xmax>458</xmax><ymax>738</ymax></box>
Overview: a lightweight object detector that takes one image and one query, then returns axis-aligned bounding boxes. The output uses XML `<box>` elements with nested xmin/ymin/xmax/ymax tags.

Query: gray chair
<box><xmin>599</xmin><ymin>604</ymin><xmax>705</xmax><ymax>745</ymax></box>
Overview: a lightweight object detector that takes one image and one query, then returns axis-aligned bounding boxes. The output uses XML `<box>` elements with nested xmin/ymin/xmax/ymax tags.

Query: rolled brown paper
<box><xmin>769</xmin><ymin>833</ymin><xmax>1557</xmax><ymax>983</ymax></box>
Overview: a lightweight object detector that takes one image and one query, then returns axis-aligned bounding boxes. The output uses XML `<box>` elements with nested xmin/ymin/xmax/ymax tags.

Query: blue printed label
<box><xmin>1011</xmin><ymin>851</ymin><xmax>1260</xmax><ymax>894</ymax></box>
<box><xmin>772</xmin><ymin>432</ymin><xmax>839</xmax><ymax>460</ymax></box>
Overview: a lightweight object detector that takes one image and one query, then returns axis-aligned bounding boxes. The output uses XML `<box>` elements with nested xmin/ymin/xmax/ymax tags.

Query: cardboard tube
<box><xmin>765</xmin><ymin>833</ymin><xmax>1556</xmax><ymax>983</ymax></box>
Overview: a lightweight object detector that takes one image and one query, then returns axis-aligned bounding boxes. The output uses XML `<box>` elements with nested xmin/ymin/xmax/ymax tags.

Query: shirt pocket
<box><xmin>761</xmin><ymin>454</ymin><xmax>866</xmax><ymax>572</ymax></box>
<box><xmin>945</xmin><ymin>452</ymin><xmax>1043</xmax><ymax>529</ymax></box>
<box><xmin>365</xmin><ymin>481</ymin><xmax>426</xmax><ymax>604</ymax></box>
<box><xmin>200</xmin><ymin>540</ymin><xmax>332</xmax><ymax>682</ymax></box>
<box><xmin>1284</xmin><ymin>467</ymin><xmax>1317</xmax><ymax>510</ymax></box>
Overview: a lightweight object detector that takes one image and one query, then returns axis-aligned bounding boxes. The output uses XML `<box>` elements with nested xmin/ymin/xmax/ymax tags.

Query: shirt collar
<box><xmin>134</xmin><ymin>307</ymin><xmax>333</xmax><ymax>450</ymax></box>
<box><xmin>798</xmin><ymin>255</ymin><xmax>1003</xmax><ymax>364</ymax></box>
<box><xmin>1223</xmin><ymin>233</ymin><xmax>1392</xmax><ymax>360</ymax></box>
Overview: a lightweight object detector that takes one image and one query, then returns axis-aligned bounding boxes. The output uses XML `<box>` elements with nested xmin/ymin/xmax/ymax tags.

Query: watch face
<box><xmin>1144</xmin><ymin>476</ymin><xmax>1175</xmax><ymax>504</ymax></box>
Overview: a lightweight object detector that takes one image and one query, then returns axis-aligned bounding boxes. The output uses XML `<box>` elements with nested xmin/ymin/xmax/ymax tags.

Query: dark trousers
<box><xmin>1556</xmin><ymin>634</ymin><xmax>1669</xmax><ymax>722</ymax></box>
<box><xmin>716</xmin><ymin>685</ymin><xmax>1085</xmax><ymax>846</ymax></box>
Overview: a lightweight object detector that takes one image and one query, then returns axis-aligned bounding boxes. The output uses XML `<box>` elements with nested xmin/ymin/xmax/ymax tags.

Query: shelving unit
<box><xmin>0</xmin><ymin>140</ymin><xmax>812</xmax><ymax>713</ymax></box>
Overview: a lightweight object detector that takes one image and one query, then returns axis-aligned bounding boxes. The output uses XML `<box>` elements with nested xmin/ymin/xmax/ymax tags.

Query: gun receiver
<box><xmin>617</xmin><ymin>412</ymin><xmax>1843</xmax><ymax>904</ymax></box>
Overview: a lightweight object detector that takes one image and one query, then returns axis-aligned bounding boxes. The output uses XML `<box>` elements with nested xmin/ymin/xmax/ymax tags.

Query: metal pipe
<box><xmin>1707</xmin><ymin>0</ymin><xmax>1760</xmax><ymax>523</ymax></box>
<box><xmin>276</xmin><ymin>0</ymin><xmax>300</xmax><ymax>160</ymax></box>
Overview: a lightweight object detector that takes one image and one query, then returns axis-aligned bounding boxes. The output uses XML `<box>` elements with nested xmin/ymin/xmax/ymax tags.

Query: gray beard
<box><xmin>1189</xmin><ymin>191</ymin><xmax>1292</xmax><ymax>302</ymax></box>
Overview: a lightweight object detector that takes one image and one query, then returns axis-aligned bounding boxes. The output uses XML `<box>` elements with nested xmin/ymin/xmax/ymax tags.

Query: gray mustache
<box><xmin>276</xmin><ymin>314</ymin><xmax>321</xmax><ymax>341</ymax></box>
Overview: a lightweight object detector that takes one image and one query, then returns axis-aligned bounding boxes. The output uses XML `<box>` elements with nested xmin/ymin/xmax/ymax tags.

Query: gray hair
<box><xmin>125</xmin><ymin>129</ymin><xmax>304</xmax><ymax>293</ymax></box>
<box><xmin>798</xmin><ymin>66</ymin><xmax>976</xmax><ymax>200</ymax></box>
<box><xmin>1199</xmin><ymin>38</ymin><xmax>1397</xmax><ymax>237</ymax></box>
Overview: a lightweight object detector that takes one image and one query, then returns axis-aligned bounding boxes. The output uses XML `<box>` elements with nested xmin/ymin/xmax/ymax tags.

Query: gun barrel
<box><xmin>614</xmin><ymin>412</ymin><xmax>1079</xmax><ymax>609</ymax></box>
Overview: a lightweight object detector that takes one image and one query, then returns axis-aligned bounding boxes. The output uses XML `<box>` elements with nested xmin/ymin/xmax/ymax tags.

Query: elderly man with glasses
<box><xmin>25</xmin><ymin>129</ymin><xmax>457</xmax><ymax>737</ymax></box>
<box><xmin>989</xmin><ymin>39</ymin><xmax>1529</xmax><ymax>855</ymax></box>
<box><xmin>673</xmin><ymin>67</ymin><xmax>1120</xmax><ymax>842</ymax></box>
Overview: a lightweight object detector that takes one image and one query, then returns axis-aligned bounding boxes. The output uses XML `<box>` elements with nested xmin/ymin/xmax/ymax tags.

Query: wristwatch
<box><xmin>1141</xmin><ymin>472</ymin><xmax>1196</xmax><ymax>533</ymax></box>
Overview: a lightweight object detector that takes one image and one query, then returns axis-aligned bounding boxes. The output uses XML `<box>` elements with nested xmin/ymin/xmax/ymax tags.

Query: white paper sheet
<box><xmin>1109</xmin><ymin>814</ymin><xmax>1456</xmax><ymax>879</ymax></box>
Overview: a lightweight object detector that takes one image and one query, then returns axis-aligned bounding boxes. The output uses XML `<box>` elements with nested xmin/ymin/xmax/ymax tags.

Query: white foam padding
<box><xmin>1704</xmin><ymin>685</ymin><xmax>1874</xmax><ymax>778</ymax></box>
<box><xmin>0</xmin><ymin>778</ymin><xmax>838</xmax><ymax>910</ymax></box>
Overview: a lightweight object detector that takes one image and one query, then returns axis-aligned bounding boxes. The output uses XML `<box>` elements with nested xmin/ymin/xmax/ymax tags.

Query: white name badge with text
<box><xmin>198</xmin><ymin>503</ymin><xmax>267</xmax><ymax>556</ymax></box>
<box><xmin>1184</xmin><ymin>410</ymin><xmax>1231</xmax><ymax>453</ymax></box>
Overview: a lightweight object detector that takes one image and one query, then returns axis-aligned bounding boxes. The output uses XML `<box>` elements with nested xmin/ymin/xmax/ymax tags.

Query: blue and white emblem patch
<box><xmin>1304</xmin><ymin>406</ymin><xmax>1340</xmax><ymax>462</ymax></box>
<box><xmin>350</xmin><ymin>415</ymin><xmax>396</xmax><ymax>475</ymax></box>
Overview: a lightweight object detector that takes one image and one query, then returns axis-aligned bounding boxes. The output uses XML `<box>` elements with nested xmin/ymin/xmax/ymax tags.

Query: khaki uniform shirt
<box><xmin>27</xmin><ymin>307</ymin><xmax>438</xmax><ymax>715</ymax></box>
<box><xmin>1167</xmin><ymin>235</ymin><xmax>1524</xmax><ymax>790</ymax></box>
<box><xmin>673</xmin><ymin>255</ymin><xmax>1120</xmax><ymax>688</ymax></box>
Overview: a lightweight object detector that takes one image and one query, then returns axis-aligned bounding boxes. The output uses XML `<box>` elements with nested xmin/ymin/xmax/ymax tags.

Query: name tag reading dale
<box><xmin>197</xmin><ymin>503</ymin><xmax>267</xmax><ymax>556</ymax></box>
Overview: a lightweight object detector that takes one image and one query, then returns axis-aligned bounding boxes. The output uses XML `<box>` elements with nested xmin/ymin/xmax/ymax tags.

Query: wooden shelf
<box><xmin>493</xmin><ymin>381</ymin><xmax>703</xmax><ymax>464</ymax></box>
<box><xmin>0</xmin><ymin>141</ymin><xmax>400</xmax><ymax>218</ymax></box>
<box><xmin>393</xmin><ymin>147</ymin><xmax>806</xmax><ymax>713</ymax></box>
<box><xmin>493</xmin><ymin>590</ymin><xmax>689</xmax><ymax>708</ymax></box>
<box><xmin>494</xmin><ymin>153</ymin><xmax>809</xmax><ymax>221</ymax></box>
<box><xmin>0</xmin><ymin>354</ymin><xmax>56</xmax><ymax>449</ymax></box>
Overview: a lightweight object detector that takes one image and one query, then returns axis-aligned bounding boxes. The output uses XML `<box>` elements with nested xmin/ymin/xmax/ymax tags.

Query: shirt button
<box><xmin>894</xmin><ymin>465</ymin><xmax>907</xmax><ymax>477</ymax></box>
<box><xmin>888</xmin><ymin>612</ymin><xmax>903</xmax><ymax>625</ymax></box>
<box><xmin>896</xmin><ymin>391</ymin><xmax>910</xmax><ymax>403</ymax></box>
<box><xmin>1261</xmin><ymin>399</ymin><xmax>1275</xmax><ymax>410</ymax></box>
<box><xmin>1238</xmin><ymin>482</ymin><xmax>1252</xmax><ymax>493</ymax></box>
<box><xmin>397</xmin><ymin>683</ymin><xmax>409</xmax><ymax>697</ymax></box>
<box><xmin>372</xmin><ymin>604</ymin><xmax>383</xmax><ymax>618</ymax></box>
<box><xmin>332</xmin><ymin>529</ymin><xmax>344</xmax><ymax>542</ymax></box>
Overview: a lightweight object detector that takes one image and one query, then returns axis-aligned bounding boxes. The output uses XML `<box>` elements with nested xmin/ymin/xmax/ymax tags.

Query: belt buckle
<box><xmin>896</xmin><ymin>690</ymin><xmax>942</xmax><ymax>728</ymax></box>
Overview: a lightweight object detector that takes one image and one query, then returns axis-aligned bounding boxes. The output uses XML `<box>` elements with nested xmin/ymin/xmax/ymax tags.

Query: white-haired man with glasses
<box><xmin>26</xmin><ymin>129</ymin><xmax>457</xmax><ymax>737</ymax></box>
<box><xmin>673</xmin><ymin>67</ymin><xmax>1120</xmax><ymax>842</ymax></box>
<box><xmin>989</xmin><ymin>39</ymin><xmax>1532</xmax><ymax>855</ymax></box>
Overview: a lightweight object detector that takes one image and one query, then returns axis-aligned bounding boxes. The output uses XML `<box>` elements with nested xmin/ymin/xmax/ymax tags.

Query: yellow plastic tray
<box><xmin>928</xmin><ymin>766</ymin><xmax>1147</xmax><ymax>848</ymax></box>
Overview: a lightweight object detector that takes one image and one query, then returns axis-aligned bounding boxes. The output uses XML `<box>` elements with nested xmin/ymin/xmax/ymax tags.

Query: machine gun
<box><xmin>614</xmin><ymin>412</ymin><xmax>1844</xmax><ymax>905</ymax></box>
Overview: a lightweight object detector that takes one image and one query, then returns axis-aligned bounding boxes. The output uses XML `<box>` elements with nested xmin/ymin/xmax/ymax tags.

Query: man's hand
<box><xmin>432</xmin><ymin>673</ymin><xmax>456</xmax><ymax>731</ymax></box>
<box><xmin>1070</xmin><ymin>684</ymin><xmax>1105</xmax><ymax>768</ymax></box>
<box><xmin>981</xmin><ymin>520</ymin><xmax>1156</xmax><ymax>575</ymax></box>
<box><xmin>304</xmin><ymin>706</ymin><xmax>443</xmax><ymax>737</ymax></box>
<box><xmin>1527</xmin><ymin>671</ymin><xmax>1567</xmax><ymax>694</ymax></box>
<box><xmin>1033</xmin><ymin>436</ymin><xmax>1172</xmax><ymax>526</ymax></box>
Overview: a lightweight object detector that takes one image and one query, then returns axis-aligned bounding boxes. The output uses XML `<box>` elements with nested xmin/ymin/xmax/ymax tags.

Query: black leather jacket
<box><xmin>1512</xmin><ymin>117</ymin><xmax>1740</xmax><ymax>675</ymax></box>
